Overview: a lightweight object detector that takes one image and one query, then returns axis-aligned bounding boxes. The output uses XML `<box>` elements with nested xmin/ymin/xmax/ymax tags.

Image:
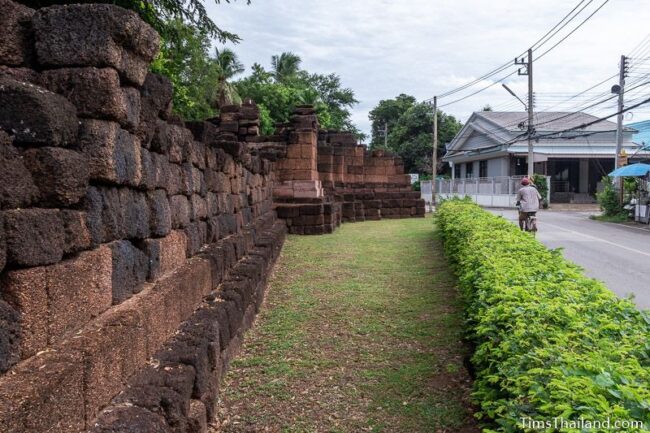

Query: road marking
<box><xmin>602</xmin><ymin>221</ymin><xmax>650</xmax><ymax>233</ymax></box>
<box><xmin>542</xmin><ymin>222</ymin><xmax>650</xmax><ymax>258</ymax></box>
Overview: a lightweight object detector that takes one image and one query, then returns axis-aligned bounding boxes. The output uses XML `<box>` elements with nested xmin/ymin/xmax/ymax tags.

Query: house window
<box><xmin>454</xmin><ymin>163</ymin><xmax>461</xmax><ymax>179</ymax></box>
<box><xmin>465</xmin><ymin>162</ymin><xmax>473</xmax><ymax>178</ymax></box>
<box><xmin>479</xmin><ymin>160</ymin><xmax>488</xmax><ymax>178</ymax></box>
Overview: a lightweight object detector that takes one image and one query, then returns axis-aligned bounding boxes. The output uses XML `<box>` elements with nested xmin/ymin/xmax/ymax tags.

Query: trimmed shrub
<box><xmin>597</xmin><ymin>176</ymin><xmax>625</xmax><ymax>217</ymax></box>
<box><xmin>437</xmin><ymin>199</ymin><xmax>650</xmax><ymax>433</ymax></box>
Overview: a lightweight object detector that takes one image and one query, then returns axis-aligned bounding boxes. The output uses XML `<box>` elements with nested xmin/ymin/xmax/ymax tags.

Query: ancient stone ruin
<box><xmin>0</xmin><ymin>2</ymin><xmax>424</xmax><ymax>432</ymax></box>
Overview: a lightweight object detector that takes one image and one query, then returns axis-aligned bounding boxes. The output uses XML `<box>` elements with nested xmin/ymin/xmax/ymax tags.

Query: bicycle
<box><xmin>523</xmin><ymin>212</ymin><xmax>538</xmax><ymax>236</ymax></box>
<box><xmin>516</xmin><ymin>202</ymin><xmax>538</xmax><ymax>236</ymax></box>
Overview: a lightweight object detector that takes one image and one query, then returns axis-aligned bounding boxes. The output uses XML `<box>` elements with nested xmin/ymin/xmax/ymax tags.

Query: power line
<box><xmin>535</xmin><ymin>0</ymin><xmax>610</xmax><ymax>61</ymax></box>
<box><xmin>520</xmin><ymin>96</ymin><xmax>650</xmax><ymax>141</ymax></box>
<box><xmin>428</xmin><ymin>0</ymin><xmax>603</xmax><ymax>103</ymax></box>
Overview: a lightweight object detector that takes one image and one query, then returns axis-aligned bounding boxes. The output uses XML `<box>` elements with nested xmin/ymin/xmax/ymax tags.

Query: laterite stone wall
<box><xmin>0</xmin><ymin>2</ymin><xmax>424</xmax><ymax>431</ymax></box>
<box><xmin>0</xmin><ymin>2</ymin><xmax>282</xmax><ymax>432</ymax></box>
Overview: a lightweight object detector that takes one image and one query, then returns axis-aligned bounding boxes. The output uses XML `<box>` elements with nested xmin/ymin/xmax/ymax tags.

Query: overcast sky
<box><xmin>209</xmin><ymin>0</ymin><xmax>650</xmax><ymax>139</ymax></box>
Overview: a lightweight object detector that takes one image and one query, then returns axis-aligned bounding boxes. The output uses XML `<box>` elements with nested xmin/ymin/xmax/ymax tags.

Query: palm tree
<box><xmin>213</xmin><ymin>47</ymin><xmax>245</xmax><ymax>108</ymax></box>
<box><xmin>271</xmin><ymin>52</ymin><xmax>302</xmax><ymax>83</ymax></box>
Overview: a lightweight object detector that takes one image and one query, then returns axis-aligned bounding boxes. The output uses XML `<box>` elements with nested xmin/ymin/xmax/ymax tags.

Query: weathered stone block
<box><xmin>0</xmin><ymin>266</ymin><xmax>47</xmax><ymax>358</ymax></box>
<box><xmin>0</xmin><ymin>0</ymin><xmax>34</xmax><ymax>67</ymax></box>
<box><xmin>137</xmin><ymin>73</ymin><xmax>173</xmax><ymax>145</ymax></box>
<box><xmin>61</xmin><ymin>209</ymin><xmax>92</xmax><ymax>254</ymax></box>
<box><xmin>188</xmin><ymin>399</ymin><xmax>208</xmax><ymax>433</ymax></box>
<box><xmin>140</xmin><ymin>72</ymin><xmax>173</xmax><ymax>120</ymax></box>
<box><xmin>79</xmin><ymin>120</ymin><xmax>143</xmax><ymax>186</ymax></box>
<box><xmin>0</xmin><ymin>77</ymin><xmax>78</xmax><ymax>146</ymax></box>
<box><xmin>3</xmin><ymin>208</ymin><xmax>64</xmax><ymax>266</ymax></box>
<box><xmin>139</xmin><ymin>147</ymin><xmax>156</xmax><ymax>190</ymax></box>
<box><xmin>183</xmin><ymin>140</ymin><xmax>206</xmax><ymax>169</ymax></box>
<box><xmin>147</xmin><ymin>189</ymin><xmax>172</xmax><ymax>237</ymax></box>
<box><xmin>40</xmin><ymin>67</ymin><xmax>128</xmax><ymax>125</ymax></box>
<box><xmin>85</xmin><ymin>186</ymin><xmax>150</xmax><ymax>244</ymax></box>
<box><xmin>111</xmin><ymin>362</ymin><xmax>194</xmax><ymax>430</ymax></box>
<box><xmin>89</xmin><ymin>405</ymin><xmax>172</xmax><ymax>433</ymax></box>
<box><xmin>63</xmin><ymin>305</ymin><xmax>148</xmax><ymax>424</ymax></box>
<box><xmin>0</xmin><ymin>132</ymin><xmax>39</xmax><ymax>209</ymax></box>
<box><xmin>166</xmin><ymin>162</ymin><xmax>183</xmax><ymax>195</ymax></box>
<box><xmin>0</xmin><ymin>300</ymin><xmax>20</xmax><ymax>373</ymax></box>
<box><xmin>0</xmin><ymin>214</ymin><xmax>4</xmax><ymax>273</ymax></box>
<box><xmin>122</xmin><ymin>188</ymin><xmax>151</xmax><ymax>239</ymax></box>
<box><xmin>85</xmin><ymin>186</ymin><xmax>116</xmax><ymax>244</ymax></box>
<box><xmin>217</xmin><ymin>213</ymin><xmax>237</xmax><ymax>237</ymax></box>
<box><xmin>151</xmin><ymin>121</ymin><xmax>193</xmax><ymax>163</ymax></box>
<box><xmin>183</xmin><ymin>164</ymin><xmax>204</xmax><ymax>195</ymax></box>
<box><xmin>109</xmin><ymin>240</ymin><xmax>148</xmax><ymax>304</ymax></box>
<box><xmin>190</xmin><ymin>194</ymin><xmax>207</xmax><ymax>221</ymax></box>
<box><xmin>0</xmin><ymin>66</ymin><xmax>39</xmax><ymax>85</ymax></box>
<box><xmin>23</xmin><ymin>147</ymin><xmax>90</xmax><ymax>206</ymax></box>
<box><xmin>205</xmin><ymin>170</ymin><xmax>229</xmax><ymax>193</ymax></box>
<box><xmin>33</xmin><ymin>4</ymin><xmax>160</xmax><ymax>85</ymax></box>
<box><xmin>184</xmin><ymin>221</ymin><xmax>207</xmax><ymax>257</ymax></box>
<box><xmin>47</xmin><ymin>246</ymin><xmax>113</xmax><ymax>341</ymax></box>
<box><xmin>143</xmin><ymin>230</ymin><xmax>187</xmax><ymax>281</ymax></box>
<box><xmin>170</xmin><ymin>194</ymin><xmax>191</xmax><ymax>229</ymax></box>
<box><xmin>0</xmin><ymin>350</ymin><xmax>85</xmax><ymax>433</ymax></box>
<box><xmin>122</xmin><ymin>85</ymin><xmax>141</xmax><ymax>131</ymax></box>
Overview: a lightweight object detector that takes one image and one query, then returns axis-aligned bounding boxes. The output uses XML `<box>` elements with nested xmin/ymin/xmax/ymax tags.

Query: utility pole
<box><xmin>614</xmin><ymin>55</ymin><xmax>628</xmax><ymax>204</ymax></box>
<box><xmin>516</xmin><ymin>49</ymin><xmax>534</xmax><ymax>178</ymax></box>
<box><xmin>614</xmin><ymin>55</ymin><xmax>627</xmax><ymax>170</ymax></box>
<box><xmin>432</xmin><ymin>96</ymin><xmax>438</xmax><ymax>204</ymax></box>
<box><xmin>383</xmin><ymin>122</ymin><xmax>388</xmax><ymax>148</ymax></box>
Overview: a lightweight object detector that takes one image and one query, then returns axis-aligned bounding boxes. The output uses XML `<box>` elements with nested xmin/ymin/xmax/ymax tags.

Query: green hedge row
<box><xmin>436</xmin><ymin>200</ymin><xmax>650</xmax><ymax>432</ymax></box>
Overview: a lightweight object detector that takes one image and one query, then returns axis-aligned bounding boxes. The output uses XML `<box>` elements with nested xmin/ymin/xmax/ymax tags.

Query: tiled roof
<box><xmin>475</xmin><ymin>111</ymin><xmax>632</xmax><ymax>132</ymax></box>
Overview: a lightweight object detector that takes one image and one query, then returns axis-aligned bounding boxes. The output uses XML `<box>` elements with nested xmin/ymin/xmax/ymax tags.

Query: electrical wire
<box><xmin>426</xmin><ymin>0</ymin><xmax>605</xmax><ymax>103</ymax></box>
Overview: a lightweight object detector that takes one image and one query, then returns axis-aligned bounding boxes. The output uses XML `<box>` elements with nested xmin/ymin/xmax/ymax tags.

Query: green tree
<box><xmin>236</xmin><ymin>58</ymin><xmax>361</xmax><ymax>137</ymax></box>
<box><xmin>368</xmin><ymin>94</ymin><xmax>417</xmax><ymax>148</ymax></box>
<box><xmin>213</xmin><ymin>47</ymin><xmax>245</xmax><ymax>108</ymax></box>
<box><xmin>369</xmin><ymin>95</ymin><xmax>462</xmax><ymax>174</ymax></box>
<box><xmin>271</xmin><ymin>52</ymin><xmax>302</xmax><ymax>84</ymax></box>
<box><xmin>151</xmin><ymin>20</ymin><xmax>238</xmax><ymax>120</ymax></box>
<box><xmin>305</xmin><ymin>73</ymin><xmax>359</xmax><ymax>133</ymax></box>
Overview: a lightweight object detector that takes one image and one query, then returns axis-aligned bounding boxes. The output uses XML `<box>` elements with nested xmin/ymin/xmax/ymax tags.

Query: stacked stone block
<box><xmin>273</xmin><ymin>106</ymin><xmax>324</xmax><ymax>199</ymax></box>
<box><xmin>0</xmin><ymin>3</ymin><xmax>283</xmax><ymax>432</ymax></box>
<box><xmin>275</xmin><ymin>201</ymin><xmax>342</xmax><ymax>235</ymax></box>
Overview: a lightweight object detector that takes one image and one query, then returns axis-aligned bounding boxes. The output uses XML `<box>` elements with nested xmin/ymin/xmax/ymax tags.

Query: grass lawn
<box><xmin>589</xmin><ymin>213</ymin><xmax>630</xmax><ymax>223</ymax></box>
<box><xmin>214</xmin><ymin>216</ymin><xmax>478</xmax><ymax>433</ymax></box>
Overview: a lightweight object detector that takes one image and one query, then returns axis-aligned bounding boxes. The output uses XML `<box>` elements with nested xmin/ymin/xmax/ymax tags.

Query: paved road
<box><xmin>488</xmin><ymin>209</ymin><xmax>650</xmax><ymax>310</ymax></box>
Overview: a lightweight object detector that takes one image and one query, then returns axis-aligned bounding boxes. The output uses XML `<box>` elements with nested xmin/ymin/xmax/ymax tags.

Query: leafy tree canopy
<box><xmin>235</xmin><ymin>53</ymin><xmax>362</xmax><ymax>138</ymax></box>
<box><xmin>369</xmin><ymin>95</ymin><xmax>462</xmax><ymax>174</ymax></box>
<box><xmin>368</xmin><ymin>94</ymin><xmax>417</xmax><ymax>147</ymax></box>
<box><xmin>151</xmin><ymin>20</ymin><xmax>245</xmax><ymax>120</ymax></box>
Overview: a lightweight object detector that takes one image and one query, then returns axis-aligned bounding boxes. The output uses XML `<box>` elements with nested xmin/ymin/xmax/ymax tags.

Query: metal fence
<box><xmin>421</xmin><ymin>175</ymin><xmax>550</xmax><ymax>208</ymax></box>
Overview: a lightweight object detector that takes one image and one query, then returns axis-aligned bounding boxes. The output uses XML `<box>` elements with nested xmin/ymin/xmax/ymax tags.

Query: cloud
<box><xmin>207</xmin><ymin>0</ymin><xmax>650</xmax><ymax>138</ymax></box>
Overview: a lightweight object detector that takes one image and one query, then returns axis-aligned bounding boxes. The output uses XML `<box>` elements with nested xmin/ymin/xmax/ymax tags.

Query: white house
<box><xmin>442</xmin><ymin>111</ymin><xmax>649</xmax><ymax>202</ymax></box>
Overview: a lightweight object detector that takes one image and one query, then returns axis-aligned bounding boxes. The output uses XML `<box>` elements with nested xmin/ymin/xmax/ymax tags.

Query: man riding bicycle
<box><xmin>516</xmin><ymin>177</ymin><xmax>542</xmax><ymax>231</ymax></box>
